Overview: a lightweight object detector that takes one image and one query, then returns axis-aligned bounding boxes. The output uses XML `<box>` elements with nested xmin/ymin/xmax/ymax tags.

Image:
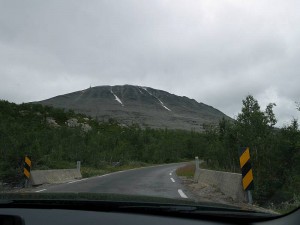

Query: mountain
<box><xmin>36</xmin><ymin>85</ymin><xmax>231</xmax><ymax>131</ymax></box>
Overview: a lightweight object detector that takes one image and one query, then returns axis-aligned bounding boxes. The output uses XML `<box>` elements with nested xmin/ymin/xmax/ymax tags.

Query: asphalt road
<box><xmin>34</xmin><ymin>163</ymin><xmax>193</xmax><ymax>199</ymax></box>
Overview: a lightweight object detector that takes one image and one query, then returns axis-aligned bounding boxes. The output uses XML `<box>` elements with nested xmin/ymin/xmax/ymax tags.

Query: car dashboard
<box><xmin>0</xmin><ymin>206</ymin><xmax>299</xmax><ymax>225</ymax></box>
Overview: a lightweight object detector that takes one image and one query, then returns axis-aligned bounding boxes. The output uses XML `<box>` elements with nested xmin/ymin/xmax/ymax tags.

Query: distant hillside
<box><xmin>36</xmin><ymin>85</ymin><xmax>231</xmax><ymax>131</ymax></box>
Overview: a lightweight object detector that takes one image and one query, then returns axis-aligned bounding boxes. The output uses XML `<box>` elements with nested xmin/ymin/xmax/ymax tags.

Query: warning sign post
<box><xmin>24</xmin><ymin>156</ymin><xmax>31</xmax><ymax>188</ymax></box>
<box><xmin>239</xmin><ymin>147</ymin><xmax>254</xmax><ymax>204</ymax></box>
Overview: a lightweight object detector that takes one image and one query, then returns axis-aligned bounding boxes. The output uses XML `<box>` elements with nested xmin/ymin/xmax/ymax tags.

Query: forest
<box><xmin>0</xmin><ymin>96</ymin><xmax>299</xmax><ymax>209</ymax></box>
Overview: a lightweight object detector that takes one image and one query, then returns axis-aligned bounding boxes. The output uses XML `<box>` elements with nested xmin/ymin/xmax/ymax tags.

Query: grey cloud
<box><xmin>0</xmin><ymin>0</ymin><xmax>299</xmax><ymax>126</ymax></box>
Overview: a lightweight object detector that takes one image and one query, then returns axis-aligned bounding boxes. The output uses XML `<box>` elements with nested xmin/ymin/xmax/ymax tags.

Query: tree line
<box><xmin>202</xmin><ymin>95</ymin><xmax>300</xmax><ymax>207</ymax></box>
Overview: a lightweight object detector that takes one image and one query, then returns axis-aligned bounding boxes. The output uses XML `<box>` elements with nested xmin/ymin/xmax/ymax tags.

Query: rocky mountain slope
<box><xmin>36</xmin><ymin>85</ymin><xmax>231</xmax><ymax>131</ymax></box>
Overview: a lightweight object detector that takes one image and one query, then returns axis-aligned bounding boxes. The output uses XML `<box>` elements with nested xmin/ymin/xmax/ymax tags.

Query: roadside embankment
<box><xmin>195</xmin><ymin>168</ymin><xmax>247</xmax><ymax>202</ymax></box>
<box><xmin>30</xmin><ymin>169</ymin><xmax>82</xmax><ymax>186</ymax></box>
<box><xmin>177</xmin><ymin>162</ymin><xmax>278</xmax><ymax>214</ymax></box>
<box><xmin>176</xmin><ymin>163</ymin><xmax>247</xmax><ymax>205</ymax></box>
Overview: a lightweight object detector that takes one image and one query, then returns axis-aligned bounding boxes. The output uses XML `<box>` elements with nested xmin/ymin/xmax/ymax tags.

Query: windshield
<box><xmin>0</xmin><ymin>0</ymin><xmax>299</xmax><ymax>216</ymax></box>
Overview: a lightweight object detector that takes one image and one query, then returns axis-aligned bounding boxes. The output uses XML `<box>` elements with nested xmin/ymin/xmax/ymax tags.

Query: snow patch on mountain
<box><xmin>111</xmin><ymin>89</ymin><xmax>124</xmax><ymax>106</ymax></box>
<box><xmin>157</xmin><ymin>99</ymin><xmax>171</xmax><ymax>111</ymax></box>
<box><xmin>141</xmin><ymin>87</ymin><xmax>152</xmax><ymax>96</ymax></box>
<box><xmin>137</xmin><ymin>86</ymin><xmax>143</xmax><ymax>94</ymax></box>
<box><xmin>141</xmin><ymin>87</ymin><xmax>171</xmax><ymax>111</ymax></box>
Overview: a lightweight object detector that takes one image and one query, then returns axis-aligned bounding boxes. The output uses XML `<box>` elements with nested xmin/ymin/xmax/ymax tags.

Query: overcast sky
<box><xmin>0</xmin><ymin>0</ymin><xmax>299</xmax><ymax>127</ymax></box>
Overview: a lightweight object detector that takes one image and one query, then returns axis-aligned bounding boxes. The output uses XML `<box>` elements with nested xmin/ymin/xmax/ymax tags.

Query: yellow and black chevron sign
<box><xmin>239</xmin><ymin>147</ymin><xmax>254</xmax><ymax>191</ymax></box>
<box><xmin>24</xmin><ymin>156</ymin><xmax>31</xmax><ymax>179</ymax></box>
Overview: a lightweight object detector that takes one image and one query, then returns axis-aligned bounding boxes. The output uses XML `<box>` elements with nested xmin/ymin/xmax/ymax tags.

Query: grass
<box><xmin>81</xmin><ymin>167</ymin><xmax>108</xmax><ymax>178</ymax></box>
<box><xmin>175</xmin><ymin>163</ymin><xmax>195</xmax><ymax>178</ymax></box>
<box><xmin>266</xmin><ymin>194</ymin><xmax>300</xmax><ymax>214</ymax></box>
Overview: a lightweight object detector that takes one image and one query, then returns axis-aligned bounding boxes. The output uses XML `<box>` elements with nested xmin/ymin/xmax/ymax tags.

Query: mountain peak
<box><xmin>37</xmin><ymin>85</ymin><xmax>230</xmax><ymax>131</ymax></box>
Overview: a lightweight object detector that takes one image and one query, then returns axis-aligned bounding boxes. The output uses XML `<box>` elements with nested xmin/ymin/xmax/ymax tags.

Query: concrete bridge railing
<box><xmin>29</xmin><ymin>162</ymin><xmax>82</xmax><ymax>186</ymax></box>
<box><xmin>194</xmin><ymin>157</ymin><xmax>248</xmax><ymax>202</ymax></box>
